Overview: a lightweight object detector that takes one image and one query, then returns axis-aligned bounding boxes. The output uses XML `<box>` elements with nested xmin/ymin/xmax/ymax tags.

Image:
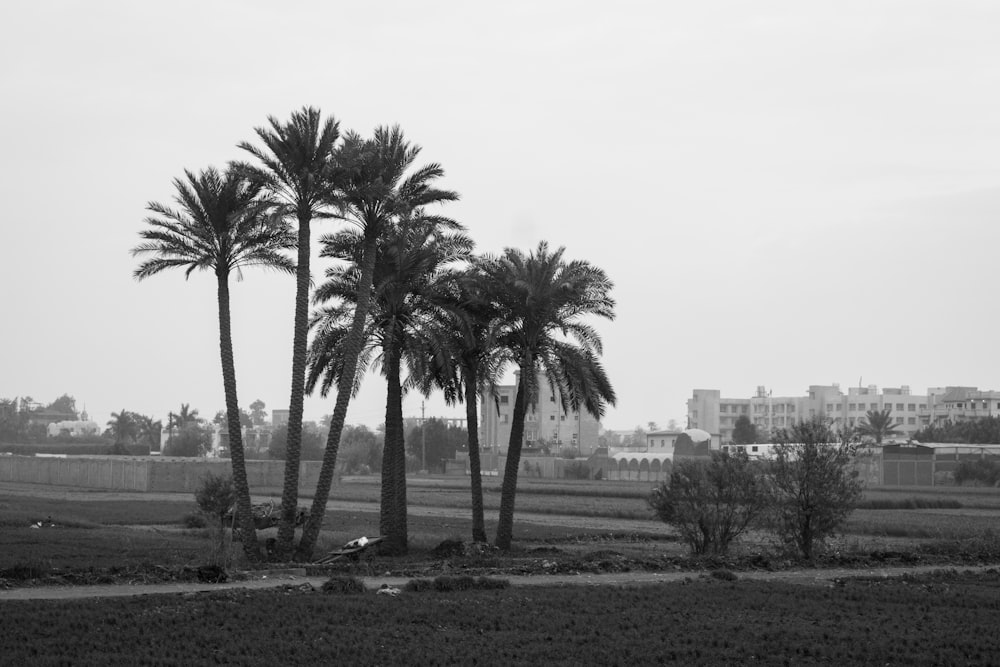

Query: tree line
<box><xmin>132</xmin><ymin>107</ymin><xmax>616</xmax><ymax>561</ymax></box>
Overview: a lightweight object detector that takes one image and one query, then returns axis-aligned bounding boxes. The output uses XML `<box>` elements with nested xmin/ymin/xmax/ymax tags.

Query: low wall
<box><xmin>0</xmin><ymin>455</ymin><xmax>323</xmax><ymax>494</ymax></box>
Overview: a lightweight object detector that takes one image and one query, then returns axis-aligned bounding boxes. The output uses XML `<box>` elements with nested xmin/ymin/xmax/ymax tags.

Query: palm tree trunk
<box><xmin>216</xmin><ymin>273</ymin><xmax>260</xmax><ymax>561</ymax></box>
<box><xmin>464</xmin><ymin>367</ymin><xmax>487</xmax><ymax>542</ymax></box>
<box><xmin>276</xmin><ymin>214</ymin><xmax>311</xmax><ymax>557</ymax></box>
<box><xmin>295</xmin><ymin>230</ymin><xmax>379</xmax><ymax>561</ymax></box>
<box><xmin>380</xmin><ymin>324</ymin><xmax>408</xmax><ymax>555</ymax></box>
<box><xmin>495</xmin><ymin>373</ymin><xmax>528</xmax><ymax>550</ymax></box>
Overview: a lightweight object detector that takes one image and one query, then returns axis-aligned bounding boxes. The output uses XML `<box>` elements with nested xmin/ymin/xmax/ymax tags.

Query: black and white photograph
<box><xmin>2</xmin><ymin>2</ymin><xmax>1000</xmax><ymax>664</ymax></box>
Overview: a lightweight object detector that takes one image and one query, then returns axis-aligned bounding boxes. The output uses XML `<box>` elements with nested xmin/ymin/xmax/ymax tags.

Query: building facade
<box><xmin>479</xmin><ymin>372</ymin><xmax>603</xmax><ymax>456</ymax></box>
<box><xmin>688</xmin><ymin>384</ymin><xmax>1000</xmax><ymax>444</ymax></box>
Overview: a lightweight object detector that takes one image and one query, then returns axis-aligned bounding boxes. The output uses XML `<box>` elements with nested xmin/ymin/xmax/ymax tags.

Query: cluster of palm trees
<box><xmin>133</xmin><ymin>107</ymin><xmax>616</xmax><ymax>561</ymax></box>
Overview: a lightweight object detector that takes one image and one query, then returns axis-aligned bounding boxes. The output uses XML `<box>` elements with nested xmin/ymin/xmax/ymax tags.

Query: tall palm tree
<box><xmin>857</xmin><ymin>408</ymin><xmax>902</xmax><ymax>444</ymax></box>
<box><xmin>305</xmin><ymin>213</ymin><xmax>472</xmax><ymax>555</ymax></box>
<box><xmin>236</xmin><ymin>107</ymin><xmax>341</xmax><ymax>556</ymax></box>
<box><xmin>420</xmin><ymin>269</ymin><xmax>507</xmax><ymax>543</ymax></box>
<box><xmin>478</xmin><ymin>242</ymin><xmax>616</xmax><ymax>550</ymax></box>
<box><xmin>133</xmin><ymin>165</ymin><xmax>295</xmax><ymax>561</ymax></box>
<box><xmin>295</xmin><ymin>127</ymin><xmax>459</xmax><ymax>560</ymax></box>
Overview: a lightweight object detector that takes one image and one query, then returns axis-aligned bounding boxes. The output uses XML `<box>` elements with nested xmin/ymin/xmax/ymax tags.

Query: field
<box><xmin>3</xmin><ymin>571</ymin><xmax>1000</xmax><ymax>665</ymax></box>
<box><xmin>3</xmin><ymin>476</ymin><xmax>1000</xmax><ymax>581</ymax></box>
<box><xmin>4</xmin><ymin>479</ymin><xmax>1000</xmax><ymax>665</ymax></box>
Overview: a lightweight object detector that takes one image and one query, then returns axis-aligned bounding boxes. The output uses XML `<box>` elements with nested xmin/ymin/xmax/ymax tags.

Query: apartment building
<box><xmin>479</xmin><ymin>372</ymin><xmax>602</xmax><ymax>455</ymax></box>
<box><xmin>687</xmin><ymin>384</ymin><xmax>1000</xmax><ymax>443</ymax></box>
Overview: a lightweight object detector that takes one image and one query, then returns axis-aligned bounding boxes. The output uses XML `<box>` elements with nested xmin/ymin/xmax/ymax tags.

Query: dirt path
<box><xmin>2</xmin><ymin>564</ymin><xmax>995</xmax><ymax>601</ymax></box>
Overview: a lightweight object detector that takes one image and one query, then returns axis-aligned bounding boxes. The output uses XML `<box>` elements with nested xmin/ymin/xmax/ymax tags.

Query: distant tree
<box><xmin>337</xmin><ymin>424</ymin><xmax>383</xmax><ymax>475</ymax></box>
<box><xmin>45</xmin><ymin>394</ymin><xmax>78</xmax><ymax>419</ymax></box>
<box><xmin>913</xmin><ymin>418</ymin><xmax>1000</xmax><ymax>445</ymax></box>
<box><xmin>163</xmin><ymin>423</ymin><xmax>212</xmax><ymax>457</ymax></box>
<box><xmin>857</xmin><ymin>408</ymin><xmax>901</xmax><ymax>444</ymax></box>
<box><xmin>0</xmin><ymin>398</ymin><xmax>28</xmax><ymax>442</ymax></box>
<box><xmin>649</xmin><ymin>450</ymin><xmax>768</xmax><ymax>555</ymax></box>
<box><xmin>732</xmin><ymin>415</ymin><xmax>759</xmax><ymax>445</ymax></box>
<box><xmin>172</xmin><ymin>403</ymin><xmax>201</xmax><ymax>426</ymax></box>
<box><xmin>768</xmin><ymin>417</ymin><xmax>864</xmax><ymax>559</ymax></box>
<box><xmin>647</xmin><ymin>421</ymin><xmax>659</xmax><ymax>431</ymax></box>
<box><xmin>406</xmin><ymin>418</ymin><xmax>468</xmax><ymax>473</ymax></box>
<box><xmin>249</xmin><ymin>399</ymin><xmax>267</xmax><ymax>426</ymax></box>
<box><xmin>623</xmin><ymin>426</ymin><xmax>648</xmax><ymax>448</ymax></box>
<box><xmin>213</xmin><ymin>409</ymin><xmax>252</xmax><ymax>428</ymax></box>
<box><xmin>106</xmin><ymin>410</ymin><xmax>138</xmax><ymax>446</ymax></box>
<box><xmin>134</xmin><ymin>413</ymin><xmax>162</xmax><ymax>450</ymax></box>
<box><xmin>666</xmin><ymin>419</ymin><xmax>680</xmax><ymax>431</ymax></box>
<box><xmin>267</xmin><ymin>424</ymin><xmax>324</xmax><ymax>461</ymax></box>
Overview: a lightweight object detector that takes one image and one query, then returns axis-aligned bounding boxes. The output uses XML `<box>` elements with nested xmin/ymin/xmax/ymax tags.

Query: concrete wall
<box><xmin>0</xmin><ymin>455</ymin><xmax>323</xmax><ymax>494</ymax></box>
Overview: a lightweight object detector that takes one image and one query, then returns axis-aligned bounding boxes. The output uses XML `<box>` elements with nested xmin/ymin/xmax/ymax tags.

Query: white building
<box><xmin>479</xmin><ymin>371</ymin><xmax>603</xmax><ymax>456</ymax></box>
<box><xmin>688</xmin><ymin>384</ymin><xmax>1000</xmax><ymax>443</ymax></box>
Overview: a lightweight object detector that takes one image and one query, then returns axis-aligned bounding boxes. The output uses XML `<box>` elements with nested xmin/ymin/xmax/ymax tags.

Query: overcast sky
<box><xmin>3</xmin><ymin>1</ymin><xmax>1000</xmax><ymax>432</ymax></box>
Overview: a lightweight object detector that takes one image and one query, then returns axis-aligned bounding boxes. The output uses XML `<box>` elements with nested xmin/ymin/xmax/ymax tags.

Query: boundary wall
<box><xmin>0</xmin><ymin>455</ymin><xmax>322</xmax><ymax>493</ymax></box>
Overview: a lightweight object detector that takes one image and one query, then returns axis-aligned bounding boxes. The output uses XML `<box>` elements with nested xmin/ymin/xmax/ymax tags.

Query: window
<box><xmin>500</xmin><ymin>414</ymin><xmax>509</xmax><ymax>424</ymax></box>
<box><xmin>499</xmin><ymin>395</ymin><xmax>509</xmax><ymax>405</ymax></box>
<box><xmin>908</xmin><ymin>417</ymin><xmax>916</xmax><ymax>425</ymax></box>
<box><xmin>789</xmin><ymin>405</ymin><xmax>796</xmax><ymax>412</ymax></box>
<box><xmin>826</xmin><ymin>404</ymin><xmax>833</xmax><ymax>412</ymax></box>
<box><xmin>549</xmin><ymin>395</ymin><xmax>556</xmax><ymax>402</ymax></box>
<box><xmin>560</xmin><ymin>415</ymin><xmax>566</xmax><ymax>421</ymax></box>
<box><xmin>896</xmin><ymin>417</ymin><xmax>903</xmax><ymax>424</ymax></box>
<box><xmin>549</xmin><ymin>415</ymin><xmax>555</xmax><ymax>421</ymax></box>
<box><xmin>908</xmin><ymin>404</ymin><xmax>916</xmax><ymax>412</ymax></box>
<box><xmin>720</xmin><ymin>405</ymin><xmax>727</xmax><ymax>413</ymax></box>
<box><xmin>919</xmin><ymin>404</ymin><xmax>927</xmax><ymax>410</ymax></box>
<box><xmin>849</xmin><ymin>404</ymin><xmax>856</xmax><ymax>411</ymax></box>
<box><xmin>751</xmin><ymin>445</ymin><xmax>759</xmax><ymax>453</ymax></box>
<box><xmin>896</xmin><ymin>403</ymin><xmax>904</xmax><ymax>412</ymax></box>
<box><xmin>872</xmin><ymin>403</ymin><xmax>879</xmax><ymax>410</ymax></box>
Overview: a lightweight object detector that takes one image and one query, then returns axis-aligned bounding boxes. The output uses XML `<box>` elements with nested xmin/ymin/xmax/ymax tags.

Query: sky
<box><xmin>2</xmin><ymin>1</ymin><xmax>1000</xmax><ymax>432</ymax></box>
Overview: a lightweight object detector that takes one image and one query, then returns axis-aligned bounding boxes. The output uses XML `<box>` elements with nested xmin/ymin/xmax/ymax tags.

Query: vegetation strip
<box><xmin>4</xmin><ymin>573</ymin><xmax>1000</xmax><ymax>665</ymax></box>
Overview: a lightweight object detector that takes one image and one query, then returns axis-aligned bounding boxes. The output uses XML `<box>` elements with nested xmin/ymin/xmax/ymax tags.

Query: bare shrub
<box><xmin>769</xmin><ymin>417</ymin><xmax>864</xmax><ymax>559</ymax></box>
<box><xmin>648</xmin><ymin>450</ymin><xmax>768</xmax><ymax>555</ymax></box>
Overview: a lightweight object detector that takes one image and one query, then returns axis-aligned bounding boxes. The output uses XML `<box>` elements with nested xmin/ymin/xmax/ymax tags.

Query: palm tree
<box><xmin>295</xmin><ymin>127</ymin><xmax>459</xmax><ymax>560</ymax></box>
<box><xmin>305</xmin><ymin>213</ymin><xmax>472</xmax><ymax>555</ymax></box>
<box><xmin>236</xmin><ymin>107</ymin><xmax>341</xmax><ymax>556</ymax></box>
<box><xmin>107</xmin><ymin>410</ymin><xmax>138</xmax><ymax>447</ymax></box>
<box><xmin>478</xmin><ymin>242</ymin><xmax>616</xmax><ymax>550</ymax></box>
<box><xmin>420</xmin><ymin>269</ymin><xmax>506</xmax><ymax>543</ymax></box>
<box><xmin>133</xmin><ymin>165</ymin><xmax>295</xmax><ymax>561</ymax></box>
<box><xmin>857</xmin><ymin>408</ymin><xmax>902</xmax><ymax>444</ymax></box>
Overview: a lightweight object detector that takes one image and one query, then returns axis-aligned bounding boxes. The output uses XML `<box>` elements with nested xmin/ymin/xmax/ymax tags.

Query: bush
<box><xmin>194</xmin><ymin>473</ymin><xmax>236</xmax><ymax>566</ymax></box>
<box><xmin>649</xmin><ymin>450</ymin><xmax>768</xmax><ymax>555</ymax></box>
<box><xmin>267</xmin><ymin>424</ymin><xmax>324</xmax><ymax>461</ymax></box>
<box><xmin>768</xmin><ymin>418</ymin><xmax>864</xmax><ymax>559</ymax></box>
<box><xmin>404</xmin><ymin>576</ymin><xmax>510</xmax><ymax>592</ymax></box>
<box><xmin>954</xmin><ymin>458</ymin><xmax>1000</xmax><ymax>487</ymax></box>
<box><xmin>163</xmin><ymin>423</ymin><xmax>212</xmax><ymax>457</ymax></box>
<box><xmin>321</xmin><ymin>575</ymin><xmax>366</xmax><ymax>594</ymax></box>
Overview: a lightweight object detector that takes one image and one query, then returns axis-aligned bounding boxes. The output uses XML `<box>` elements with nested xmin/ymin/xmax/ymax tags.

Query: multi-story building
<box><xmin>479</xmin><ymin>371</ymin><xmax>602</xmax><ymax>456</ymax></box>
<box><xmin>688</xmin><ymin>384</ymin><xmax>1000</xmax><ymax>443</ymax></box>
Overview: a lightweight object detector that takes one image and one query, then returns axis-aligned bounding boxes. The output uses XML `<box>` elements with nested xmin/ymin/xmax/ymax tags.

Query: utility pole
<box><xmin>421</xmin><ymin>400</ymin><xmax>427</xmax><ymax>473</ymax></box>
